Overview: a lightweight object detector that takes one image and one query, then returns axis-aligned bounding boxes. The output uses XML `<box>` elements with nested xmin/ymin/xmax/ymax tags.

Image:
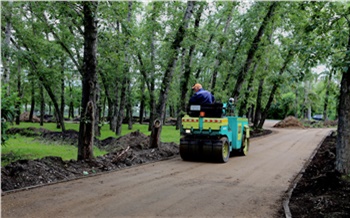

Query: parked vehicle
<box><xmin>312</xmin><ymin>114</ymin><xmax>323</xmax><ymax>121</ymax></box>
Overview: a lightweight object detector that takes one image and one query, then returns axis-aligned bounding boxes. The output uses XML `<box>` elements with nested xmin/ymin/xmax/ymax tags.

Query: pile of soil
<box><xmin>273</xmin><ymin>116</ymin><xmax>305</xmax><ymax>128</ymax></box>
<box><xmin>284</xmin><ymin>132</ymin><xmax>350</xmax><ymax>217</ymax></box>
<box><xmin>1</xmin><ymin>128</ymin><xmax>178</xmax><ymax>192</ymax></box>
<box><xmin>20</xmin><ymin>112</ymin><xmax>41</xmax><ymax>122</ymax></box>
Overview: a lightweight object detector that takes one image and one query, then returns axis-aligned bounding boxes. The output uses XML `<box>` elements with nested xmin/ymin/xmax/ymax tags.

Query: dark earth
<box><xmin>2</xmin><ymin>118</ymin><xmax>350</xmax><ymax>217</ymax></box>
<box><xmin>286</xmin><ymin>132</ymin><xmax>350</xmax><ymax>218</ymax></box>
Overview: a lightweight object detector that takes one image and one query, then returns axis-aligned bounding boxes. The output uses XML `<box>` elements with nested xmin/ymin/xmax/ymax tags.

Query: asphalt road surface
<box><xmin>1</xmin><ymin>121</ymin><xmax>333</xmax><ymax>218</ymax></box>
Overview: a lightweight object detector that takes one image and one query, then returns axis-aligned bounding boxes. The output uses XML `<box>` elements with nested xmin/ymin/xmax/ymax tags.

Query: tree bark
<box><xmin>60</xmin><ymin>59</ymin><xmax>65</xmax><ymax>121</ymax></box>
<box><xmin>77</xmin><ymin>1</ymin><xmax>98</xmax><ymax>160</ymax></box>
<box><xmin>68</xmin><ymin>81</ymin><xmax>74</xmax><ymax>119</ymax></box>
<box><xmin>222</xmin><ymin>36</ymin><xmax>243</xmax><ymax>91</ymax></box>
<box><xmin>195</xmin><ymin>17</ymin><xmax>222</xmax><ymax>79</ymax></box>
<box><xmin>29</xmin><ymin>81</ymin><xmax>35</xmax><ymax>122</ymax></box>
<box><xmin>253</xmin><ymin>79</ymin><xmax>264</xmax><ymax>129</ymax></box>
<box><xmin>10</xmin><ymin>26</ymin><xmax>66</xmax><ymax>131</ymax></box>
<box><xmin>116</xmin><ymin>1</ymin><xmax>132</xmax><ymax>136</ymax></box>
<box><xmin>323</xmin><ymin>69</ymin><xmax>334</xmax><ymax>122</ymax></box>
<box><xmin>177</xmin><ymin>3</ymin><xmax>204</xmax><ymax>130</ymax></box>
<box><xmin>15</xmin><ymin>63</ymin><xmax>22</xmax><ymax>125</ymax></box>
<box><xmin>95</xmin><ymin>82</ymin><xmax>101</xmax><ymax>137</ymax></box>
<box><xmin>231</xmin><ymin>2</ymin><xmax>278</xmax><ymax>102</ymax></box>
<box><xmin>2</xmin><ymin>1</ymin><xmax>12</xmax><ymax>96</ymax></box>
<box><xmin>116</xmin><ymin>77</ymin><xmax>128</xmax><ymax>135</ymax></box>
<box><xmin>210</xmin><ymin>3</ymin><xmax>234</xmax><ymax>94</ymax></box>
<box><xmin>258</xmin><ymin>49</ymin><xmax>294</xmax><ymax>129</ymax></box>
<box><xmin>150</xmin><ymin>1</ymin><xmax>195</xmax><ymax>148</ymax></box>
<box><xmin>139</xmin><ymin>81</ymin><xmax>146</xmax><ymax>124</ymax></box>
<box><xmin>40</xmin><ymin>84</ymin><xmax>45</xmax><ymax>126</ymax></box>
<box><xmin>239</xmin><ymin>62</ymin><xmax>258</xmax><ymax>117</ymax></box>
<box><xmin>335</xmin><ymin>28</ymin><xmax>350</xmax><ymax>174</ymax></box>
<box><xmin>150</xmin><ymin>119</ymin><xmax>161</xmax><ymax>148</ymax></box>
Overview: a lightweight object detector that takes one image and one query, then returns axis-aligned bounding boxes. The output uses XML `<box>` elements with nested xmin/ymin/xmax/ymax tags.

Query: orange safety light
<box><xmin>200</xmin><ymin>111</ymin><xmax>205</xmax><ymax>117</ymax></box>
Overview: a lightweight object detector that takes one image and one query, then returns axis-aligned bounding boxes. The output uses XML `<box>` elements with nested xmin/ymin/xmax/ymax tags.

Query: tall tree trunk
<box><xmin>335</xmin><ymin>28</ymin><xmax>350</xmax><ymax>174</ymax></box>
<box><xmin>127</xmin><ymin>89</ymin><xmax>133</xmax><ymax>130</ymax></box>
<box><xmin>116</xmin><ymin>77</ymin><xmax>128</xmax><ymax>135</ymax></box>
<box><xmin>210</xmin><ymin>3</ymin><xmax>234</xmax><ymax>94</ymax></box>
<box><xmin>2</xmin><ymin>1</ymin><xmax>12</xmax><ymax>96</ymax></box>
<box><xmin>239</xmin><ymin>26</ymin><xmax>273</xmax><ymax>117</ymax></box>
<box><xmin>222</xmin><ymin>36</ymin><xmax>243</xmax><ymax>91</ymax></box>
<box><xmin>177</xmin><ymin>2</ymin><xmax>204</xmax><ymax>130</ymax></box>
<box><xmin>15</xmin><ymin>63</ymin><xmax>22</xmax><ymax>125</ymax></box>
<box><xmin>29</xmin><ymin>81</ymin><xmax>35</xmax><ymax>122</ymax></box>
<box><xmin>60</xmin><ymin>59</ymin><xmax>65</xmax><ymax>121</ymax></box>
<box><xmin>231</xmin><ymin>2</ymin><xmax>278</xmax><ymax>102</ymax></box>
<box><xmin>137</xmin><ymin>50</ymin><xmax>156</xmax><ymax>131</ymax></box>
<box><xmin>195</xmin><ymin>17</ymin><xmax>222</xmax><ymax>79</ymax></box>
<box><xmin>239</xmin><ymin>62</ymin><xmax>258</xmax><ymax>117</ymax></box>
<box><xmin>95</xmin><ymin>82</ymin><xmax>101</xmax><ymax>137</ymax></box>
<box><xmin>294</xmin><ymin>87</ymin><xmax>299</xmax><ymax>118</ymax></box>
<box><xmin>139</xmin><ymin>81</ymin><xmax>146</xmax><ymax>124</ymax></box>
<box><xmin>116</xmin><ymin>1</ymin><xmax>132</xmax><ymax>136</ymax></box>
<box><xmin>68</xmin><ymin>82</ymin><xmax>74</xmax><ymax>119</ymax></box>
<box><xmin>10</xmin><ymin>26</ymin><xmax>66</xmax><ymax>131</ymax></box>
<box><xmin>323</xmin><ymin>69</ymin><xmax>334</xmax><ymax>122</ymax></box>
<box><xmin>148</xmin><ymin>2</ymin><xmax>158</xmax><ymax>132</ymax></box>
<box><xmin>253</xmin><ymin>79</ymin><xmax>264</xmax><ymax>129</ymax></box>
<box><xmin>77</xmin><ymin>1</ymin><xmax>98</xmax><ymax>161</ymax></box>
<box><xmin>111</xmin><ymin>82</ymin><xmax>119</xmax><ymax>131</ymax></box>
<box><xmin>54</xmin><ymin>109</ymin><xmax>61</xmax><ymax>129</ymax></box>
<box><xmin>150</xmin><ymin>1</ymin><xmax>195</xmax><ymax>148</ymax></box>
<box><xmin>39</xmin><ymin>76</ymin><xmax>65</xmax><ymax>130</ymax></box>
<box><xmin>258</xmin><ymin>49</ymin><xmax>294</xmax><ymax>129</ymax></box>
<box><xmin>40</xmin><ymin>84</ymin><xmax>45</xmax><ymax>126</ymax></box>
<box><xmin>99</xmin><ymin>69</ymin><xmax>116</xmax><ymax>130</ymax></box>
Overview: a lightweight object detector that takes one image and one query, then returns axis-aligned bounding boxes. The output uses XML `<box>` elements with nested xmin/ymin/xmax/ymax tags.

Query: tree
<box><xmin>150</xmin><ymin>1</ymin><xmax>195</xmax><ymax>148</ymax></box>
<box><xmin>336</xmin><ymin>20</ymin><xmax>350</xmax><ymax>174</ymax></box>
<box><xmin>77</xmin><ymin>1</ymin><xmax>98</xmax><ymax>160</ymax></box>
<box><xmin>231</xmin><ymin>2</ymin><xmax>278</xmax><ymax>102</ymax></box>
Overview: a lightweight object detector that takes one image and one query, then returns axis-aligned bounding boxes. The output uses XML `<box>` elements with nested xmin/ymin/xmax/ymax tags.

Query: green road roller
<box><xmin>180</xmin><ymin>102</ymin><xmax>250</xmax><ymax>163</ymax></box>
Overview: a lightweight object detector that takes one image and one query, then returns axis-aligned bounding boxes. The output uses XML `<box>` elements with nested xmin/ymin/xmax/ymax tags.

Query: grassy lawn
<box><xmin>1</xmin><ymin>122</ymin><xmax>181</xmax><ymax>166</ymax></box>
<box><xmin>13</xmin><ymin>122</ymin><xmax>180</xmax><ymax>142</ymax></box>
<box><xmin>1</xmin><ymin>135</ymin><xmax>108</xmax><ymax>166</ymax></box>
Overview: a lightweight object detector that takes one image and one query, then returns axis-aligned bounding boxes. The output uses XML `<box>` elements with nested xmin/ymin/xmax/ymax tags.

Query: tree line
<box><xmin>1</xmin><ymin>1</ymin><xmax>349</xmax><ymax>174</ymax></box>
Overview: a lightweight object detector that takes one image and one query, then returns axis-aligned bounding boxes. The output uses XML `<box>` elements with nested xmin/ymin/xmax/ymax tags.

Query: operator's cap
<box><xmin>192</xmin><ymin>83</ymin><xmax>202</xmax><ymax>90</ymax></box>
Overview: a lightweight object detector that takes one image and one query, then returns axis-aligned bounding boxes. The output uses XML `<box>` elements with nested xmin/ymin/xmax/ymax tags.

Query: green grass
<box><xmin>9</xmin><ymin>122</ymin><xmax>181</xmax><ymax>143</ymax></box>
<box><xmin>1</xmin><ymin>134</ymin><xmax>107</xmax><ymax>166</ymax></box>
<box><xmin>2</xmin><ymin>122</ymin><xmax>181</xmax><ymax>166</ymax></box>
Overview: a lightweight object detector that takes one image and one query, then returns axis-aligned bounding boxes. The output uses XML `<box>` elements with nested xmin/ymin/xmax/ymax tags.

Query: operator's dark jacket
<box><xmin>189</xmin><ymin>88</ymin><xmax>215</xmax><ymax>105</ymax></box>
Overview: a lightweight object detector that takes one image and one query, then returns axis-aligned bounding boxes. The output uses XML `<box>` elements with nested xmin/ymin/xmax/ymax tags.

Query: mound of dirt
<box><xmin>6</xmin><ymin>127</ymin><xmax>52</xmax><ymax>137</ymax></box>
<box><xmin>99</xmin><ymin>131</ymin><xmax>150</xmax><ymax>153</ymax></box>
<box><xmin>20</xmin><ymin>112</ymin><xmax>41</xmax><ymax>122</ymax></box>
<box><xmin>1</xmin><ymin>128</ymin><xmax>179</xmax><ymax>192</ymax></box>
<box><xmin>273</xmin><ymin>116</ymin><xmax>305</xmax><ymax>129</ymax></box>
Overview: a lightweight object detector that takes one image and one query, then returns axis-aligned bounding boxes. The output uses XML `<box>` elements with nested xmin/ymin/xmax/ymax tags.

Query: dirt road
<box><xmin>1</xmin><ymin>122</ymin><xmax>332</xmax><ymax>218</ymax></box>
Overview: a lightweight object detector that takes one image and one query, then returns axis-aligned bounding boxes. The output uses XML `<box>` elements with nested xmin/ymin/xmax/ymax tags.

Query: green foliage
<box><xmin>1</xmin><ymin>87</ymin><xmax>18</xmax><ymax>145</ymax></box>
<box><xmin>2</xmin><ymin>1</ymin><xmax>348</xmax><ymax>154</ymax></box>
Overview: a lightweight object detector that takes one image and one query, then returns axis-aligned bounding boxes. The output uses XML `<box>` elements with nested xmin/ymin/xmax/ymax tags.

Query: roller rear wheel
<box><xmin>239</xmin><ymin>133</ymin><xmax>249</xmax><ymax>156</ymax></box>
<box><xmin>213</xmin><ymin>137</ymin><xmax>230</xmax><ymax>163</ymax></box>
<box><xmin>180</xmin><ymin>143</ymin><xmax>191</xmax><ymax>161</ymax></box>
